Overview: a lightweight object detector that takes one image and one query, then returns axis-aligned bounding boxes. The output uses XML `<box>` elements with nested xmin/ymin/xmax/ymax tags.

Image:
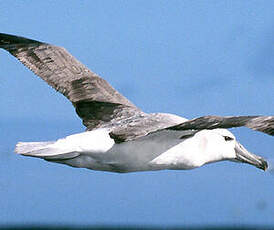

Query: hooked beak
<box><xmin>235</xmin><ymin>142</ymin><xmax>268</xmax><ymax>171</ymax></box>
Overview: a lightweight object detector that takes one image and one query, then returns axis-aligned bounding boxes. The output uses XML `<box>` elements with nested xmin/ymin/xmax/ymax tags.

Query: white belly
<box><xmin>55</xmin><ymin>129</ymin><xmax>192</xmax><ymax>173</ymax></box>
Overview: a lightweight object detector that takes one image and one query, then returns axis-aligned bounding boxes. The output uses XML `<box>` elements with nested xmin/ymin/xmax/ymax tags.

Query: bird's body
<box><xmin>14</xmin><ymin>126</ymin><xmax>232</xmax><ymax>173</ymax></box>
<box><xmin>16</xmin><ymin>113</ymin><xmax>191</xmax><ymax>173</ymax></box>
<box><xmin>15</xmin><ymin>114</ymin><xmax>267</xmax><ymax>173</ymax></box>
<box><xmin>1</xmin><ymin>32</ymin><xmax>273</xmax><ymax>173</ymax></box>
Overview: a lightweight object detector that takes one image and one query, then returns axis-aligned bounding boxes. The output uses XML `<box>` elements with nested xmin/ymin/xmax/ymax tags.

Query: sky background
<box><xmin>0</xmin><ymin>0</ymin><xmax>274</xmax><ymax>228</ymax></box>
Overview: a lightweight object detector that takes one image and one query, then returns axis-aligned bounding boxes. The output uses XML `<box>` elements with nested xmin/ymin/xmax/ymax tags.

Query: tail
<box><xmin>15</xmin><ymin>141</ymin><xmax>80</xmax><ymax>160</ymax></box>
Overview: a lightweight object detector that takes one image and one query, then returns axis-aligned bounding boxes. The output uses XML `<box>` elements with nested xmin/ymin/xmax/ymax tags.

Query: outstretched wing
<box><xmin>167</xmin><ymin>115</ymin><xmax>274</xmax><ymax>136</ymax></box>
<box><xmin>111</xmin><ymin>115</ymin><xmax>274</xmax><ymax>143</ymax></box>
<box><xmin>0</xmin><ymin>33</ymin><xmax>141</xmax><ymax>129</ymax></box>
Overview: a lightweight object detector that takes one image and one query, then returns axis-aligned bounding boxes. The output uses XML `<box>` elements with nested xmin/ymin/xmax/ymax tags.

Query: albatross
<box><xmin>0</xmin><ymin>33</ymin><xmax>273</xmax><ymax>173</ymax></box>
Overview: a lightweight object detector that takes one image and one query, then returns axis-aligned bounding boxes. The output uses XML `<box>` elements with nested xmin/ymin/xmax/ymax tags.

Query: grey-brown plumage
<box><xmin>0</xmin><ymin>32</ymin><xmax>273</xmax><ymax>143</ymax></box>
<box><xmin>0</xmin><ymin>33</ymin><xmax>141</xmax><ymax>131</ymax></box>
<box><xmin>168</xmin><ymin>116</ymin><xmax>274</xmax><ymax>136</ymax></box>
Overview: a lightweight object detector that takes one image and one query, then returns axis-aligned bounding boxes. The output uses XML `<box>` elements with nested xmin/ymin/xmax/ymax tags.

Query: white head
<box><xmin>191</xmin><ymin>128</ymin><xmax>267</xmax><ymax>170</ymax></box>
<box><xmin>150</xmin><ymin>128</ymin><xmax>267</xmax><ymax>171</ymax></box>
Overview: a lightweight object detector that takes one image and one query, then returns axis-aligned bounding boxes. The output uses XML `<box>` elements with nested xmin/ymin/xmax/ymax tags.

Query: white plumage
<box><xmin>15</xmin><ymin>127</ymin><xmax>265</xmax><ymax>173</ymax></box>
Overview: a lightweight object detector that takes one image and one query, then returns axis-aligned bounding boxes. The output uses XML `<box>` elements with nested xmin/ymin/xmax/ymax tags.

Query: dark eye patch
<box><xmin>224</xmin><ymin>136</ymin><xmax>233</xmax><ymax>141</ymax></box>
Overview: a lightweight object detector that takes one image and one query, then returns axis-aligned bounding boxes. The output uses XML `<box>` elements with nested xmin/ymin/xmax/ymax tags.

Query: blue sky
<box><xmin>0</xmin><ymin>0</ymin><xmax>274</xmax><ymax>227</ymax></box>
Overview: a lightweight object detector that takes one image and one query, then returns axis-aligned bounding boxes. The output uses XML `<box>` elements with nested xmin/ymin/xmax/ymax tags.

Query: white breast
<box><xmin>54</xmin><ymin>128</ymin><xmax>201</xmax><ymax>173</ymax></box>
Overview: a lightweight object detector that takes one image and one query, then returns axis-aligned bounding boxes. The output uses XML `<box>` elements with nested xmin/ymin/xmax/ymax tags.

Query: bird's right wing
<box><xmin>0</xmin><ymin>33</ymin><xmax>141</xmax><ymax>129</ymax></box>
<box><xmin>166</xmin><ymin>116</ymin><xmax>274</xmax><ymax>136</ymax></box>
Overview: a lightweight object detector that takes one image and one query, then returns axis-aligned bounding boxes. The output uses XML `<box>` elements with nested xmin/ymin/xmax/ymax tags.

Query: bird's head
<box><xmin>195</xmin><ymin>129</ymin><xmax>268</xmax><ymax>171</ymax></box>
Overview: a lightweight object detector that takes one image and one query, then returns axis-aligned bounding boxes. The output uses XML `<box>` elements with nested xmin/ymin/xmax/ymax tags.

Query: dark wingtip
<box><xmin>261</xmin><ymin>159</ymin><xmax>268</xmax><ymax>171</ymax></box>
<box><xmin>0</xmin><ymin>33</ymin><xmax>42</xmax><ymax>49</ymax></box>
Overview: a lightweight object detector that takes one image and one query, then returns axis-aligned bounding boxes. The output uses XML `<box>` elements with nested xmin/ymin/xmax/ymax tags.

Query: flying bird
<box><xmin>0</xmin><ymin>33</ymin><xmax>273</xmax><ymax>173</ymax></box>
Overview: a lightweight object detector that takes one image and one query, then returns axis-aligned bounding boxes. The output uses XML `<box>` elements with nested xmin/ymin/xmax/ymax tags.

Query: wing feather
<box><xmin>167</xmin><ymin>115</ymin><xmax>274</xmax><ymax>136</ymax></box>
<box><xmin>0</xmin><ymin>33</ymin><xmax>139</xmax><ymax>129</ymax></box>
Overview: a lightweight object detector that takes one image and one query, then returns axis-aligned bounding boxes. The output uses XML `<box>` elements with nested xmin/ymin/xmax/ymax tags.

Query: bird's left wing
<box><xmin>166</xmin><ymin>116</ymin><xmax>274</xmax><ymax>136</ymax></box>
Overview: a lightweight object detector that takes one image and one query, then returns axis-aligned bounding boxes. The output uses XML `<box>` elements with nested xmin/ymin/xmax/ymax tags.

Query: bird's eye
<box><xmin>224</xmin><ymin>136</ymin><xmax>233</xmax><ymax>141</ymax></box>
